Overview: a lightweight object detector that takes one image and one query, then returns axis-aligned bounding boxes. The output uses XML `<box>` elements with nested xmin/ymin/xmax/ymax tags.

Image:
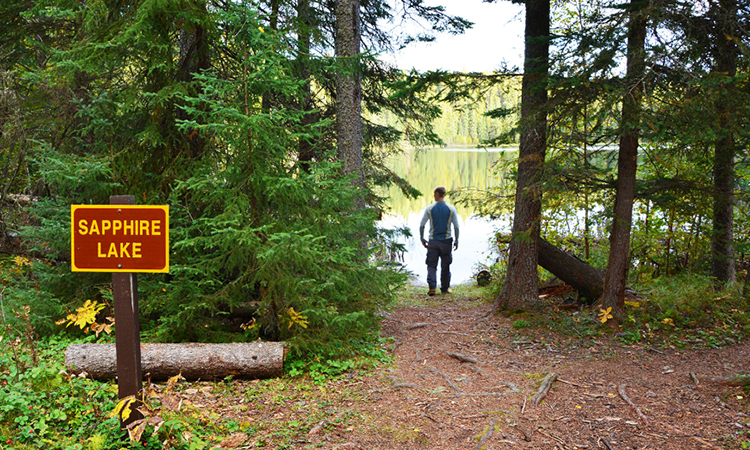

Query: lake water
<box><xmin>379</xmin><ymin>147</ymin><xmax>516</xmax><ymax>285</ymax></box>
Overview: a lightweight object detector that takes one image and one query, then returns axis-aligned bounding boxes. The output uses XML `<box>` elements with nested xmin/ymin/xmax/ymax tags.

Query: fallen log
<box><xmin>65</xmin><ymin>342</ymin><xmax>287</xmax><ymax>381</ymax></box>
<box><xmin>537</xmin><ymin>238</ymin><xmax>604</xmax><ymax>302</ymax></box>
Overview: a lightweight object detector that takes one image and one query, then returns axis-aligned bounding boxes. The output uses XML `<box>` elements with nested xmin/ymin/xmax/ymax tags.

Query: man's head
<box><xmin>434</xmin><ymin>186</ymin><xmax>447</xmax><ymax>200</ymax></box>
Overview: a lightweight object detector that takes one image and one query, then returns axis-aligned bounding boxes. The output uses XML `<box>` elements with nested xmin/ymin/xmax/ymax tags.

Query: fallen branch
<box><xmin>688</xmin><ymin>372</ymin><xmax>699</xmax><ymax>385</ymax></box>
<box><xmin>475</xmin><ymin>418</ymin><xmax>497</xmax><ymax>450</ymax></box>
<box><xmin>707</xmin><ymin>374</ymin><xmax>750</xmax><ymax>386</ymax></box>
<box><xmin>308</xmin><ymin>411</ymin><xmax>346</xmax><ymax>435</ymax></box>
<box><xmin>618</xmin><ymin>384</ymin><xmax>649</xmax><ymax>427</ymax></box>
<box><xmin>406</xmin><ymin>322</ymin><xmax>432</xmax><ymax>330</ymax></box>
<box><xmin>446</xmin><ymin>351</ymin><xmax>479</xmax><ymax>364</ymax></box>
<box><xmin>532</xmin><ymin>372</ymin><xmax>557</xmax><ymax>405</ymax></box>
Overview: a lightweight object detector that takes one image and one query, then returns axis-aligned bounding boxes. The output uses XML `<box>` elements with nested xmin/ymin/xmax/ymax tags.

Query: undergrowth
<box><xmin>0</xmin><ymin>320</ymin><xmax>391</xmax><ymax>450</ymax></box>
<box><xmin>495</xmin><ymin>273</ymin><xmax>750</xmax><ymax>350</ymax></box>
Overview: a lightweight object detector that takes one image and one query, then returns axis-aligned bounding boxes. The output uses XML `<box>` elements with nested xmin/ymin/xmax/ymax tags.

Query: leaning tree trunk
<box><xmin>492</xmin><ymin>0</ymin><xmax>550</xmax><ymax>313</ymax></box>
<box><xmin>711</xmin><ymin>0</ymin><xmax>738</xmax><ymax>285</ymax></box>
<box><xmin>602</xmin><ymin>0</ymin><xmax>647</xmax><ymax>323</ymax></box>
<box><xmin>65</xmin><ymin>342</ymin><xmax>287</xmax><ymax>381</ymax></box>
<box><xmin>335</xmin><ymin>0</ymin><xmax>365</xmax><ymax>209</ymax></box>
<box><xmin>538</xmin><ymin>238</ymin><xmax>604</xmax><ymax>301</ymax></box>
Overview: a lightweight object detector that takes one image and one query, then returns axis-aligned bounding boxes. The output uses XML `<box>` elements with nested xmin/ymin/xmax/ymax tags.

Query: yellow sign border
<box><xmin>71</xmin><ymin>205</ymin><xmax>169</xmax><ymax>273</ymax></box>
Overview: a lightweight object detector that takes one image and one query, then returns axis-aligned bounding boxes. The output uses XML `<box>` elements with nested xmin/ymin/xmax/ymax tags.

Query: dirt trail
<box><xmin>331</xmin><ymin>292</ymin><xmax>750</xmax><ymax>449</ymax></box>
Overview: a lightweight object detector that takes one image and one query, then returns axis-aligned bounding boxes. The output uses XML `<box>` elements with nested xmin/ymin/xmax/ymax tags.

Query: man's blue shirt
<box><xmin>419</xmin><ymin>201</ymin><xmax>460</xmax><ymax>244</ymax></box>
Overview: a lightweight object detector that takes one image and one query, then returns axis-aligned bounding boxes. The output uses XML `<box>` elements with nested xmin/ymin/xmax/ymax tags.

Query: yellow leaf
<box><xmin>109</xmin><ymin>396</ymin><xmax>136</xmax><ymax>421</ymax></box>
<box><xmin>598</xmin><ymin>307</ymin><xmax>613</xmax><ymax>323</ymax></box>
<box><xmin>286</xmin><ymin>307</ymin><xmax>309</xmax><ymax>329</ymax></box>
<box><xmin>240</xmin><ymin>318</ymin><xmax>256</xmax><ymax>331</ymax></box>
<box><xmin>13</xmin><ymin>256</ymin><xmax>31</xmax><ymax>267</ymax></box>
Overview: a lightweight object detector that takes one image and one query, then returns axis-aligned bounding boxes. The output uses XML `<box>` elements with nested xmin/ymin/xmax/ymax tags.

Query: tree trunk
<box><xmin>601</xmin><ymin>0</ymin><xmax>647</xmax><ymax>322</ymax></box>
<box><xmin>177</xmin><ymin>0</ymin><xmax>211</xmax><ymax>160</ymax></box>
<box><xmin>65</xmin><ymin>342</ymin><xmax>287</xmax><ymax>381</ymax></box>
<box><xmin>297</xmin><ymin>0</ymin><xmax>316</xmax><ymax>172</ymax></box>
<box><xmin>335</xmin><ymin>0</ymin><xmax>364</xmax><ymax>207</ymax></box>
<box><xmin>538</xmin><ymin>238</ymin><xmax>604</xmax><ymax>301</ymax></box>
<box><xmin>711</xmin><ymin>0</ymin><xmax>737</xmax><ymax>285</ymax></box>
<box><xmin>492</xmin><ymin>0</ymin><xmax>549</xmax><ymax>313</ymax></box>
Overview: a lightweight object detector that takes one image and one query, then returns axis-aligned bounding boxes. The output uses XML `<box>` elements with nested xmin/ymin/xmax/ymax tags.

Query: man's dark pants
<box><xmin>426</xmin><ymin>238</ymin><xmax>453</xmax><ymax>292</ymax></box>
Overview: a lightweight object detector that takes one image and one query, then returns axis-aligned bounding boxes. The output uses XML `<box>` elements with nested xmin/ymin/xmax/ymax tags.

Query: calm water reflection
<box><xmin>380</xmin><ymin>147</ymin><xmax>516</xmax><ymax>284</ymax></box>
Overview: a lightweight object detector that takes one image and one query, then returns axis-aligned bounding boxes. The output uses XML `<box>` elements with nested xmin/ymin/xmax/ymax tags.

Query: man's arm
<box><xmin>451</xmin><ymin>209</ymin><xmax>460</xmax><ymax>250</ymax></box>
<box><xmin>419</xmin><ymin>207</ymin><xmax>430</xmax><ymax>248</ymax></box>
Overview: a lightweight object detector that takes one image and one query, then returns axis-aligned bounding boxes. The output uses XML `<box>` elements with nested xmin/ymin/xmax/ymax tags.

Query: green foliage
<box><xmin>1</xmin><ymin>0</ymin><xmax>410</xmax><ymax>359</ymax></box>
<box><xmin>0</xmin><ymin>333</ymin><xmax>125</xmax><ymax>450</ymax></box>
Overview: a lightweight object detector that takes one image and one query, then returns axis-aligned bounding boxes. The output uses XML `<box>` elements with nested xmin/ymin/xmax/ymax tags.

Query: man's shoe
<box><xmin>441</xmin><ymin>288</ymin><xmax>452</xmax><ymax>294</ymax></box>
<box><xmin>428</xmin><ymin>289</ymin><xmax>437</xmax><ymax>296</ymax></box>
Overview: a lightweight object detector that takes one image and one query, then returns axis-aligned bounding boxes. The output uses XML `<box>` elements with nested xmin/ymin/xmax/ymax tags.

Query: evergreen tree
<box><xmin>492</xmin><ymin>0</ymin><xmax>551</xmax><ymax>312</ymax></box>
<box><xmin>602</xmin><ymin>0</ymin><xmax>649</xmax><ymax>322</ymax></box>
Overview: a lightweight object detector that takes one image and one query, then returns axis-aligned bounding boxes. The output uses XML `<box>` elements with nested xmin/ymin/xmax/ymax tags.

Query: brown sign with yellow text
<box><xmin>71</xmin><ymin>205</ymin><xmax>169</xmax><ymax>272</ymax></box>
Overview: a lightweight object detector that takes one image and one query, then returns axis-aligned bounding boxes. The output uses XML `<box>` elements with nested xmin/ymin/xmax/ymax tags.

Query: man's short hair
<box><xmin>434</xmin><ymin>186</ymin><xmax>447</xmax><ymax>197</ymax></box>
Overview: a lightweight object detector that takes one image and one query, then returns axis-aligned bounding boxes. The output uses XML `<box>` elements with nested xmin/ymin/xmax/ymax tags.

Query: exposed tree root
<box><xmin>446</xmin><ymin>351</ymin><xmax>479</xmax><ymax>364</ymax></box>
<box><xmin>618</xmin><ymin>384</ymin><xmax>649</xmax><ymax>427</ymax></box>
<box><xmin>429</xmin><ymin>367</ymin><xmax>464</xmax><ymax>392</ymax></box>
<box><xmin>474</xmin><ymin>418</ymin><xmax>497</xmax><ymax>450</ymax></box>
<box><xmin>532</xmin><ymin>372</ymin><xmax>557</xmax><ymax>405</ymax></box>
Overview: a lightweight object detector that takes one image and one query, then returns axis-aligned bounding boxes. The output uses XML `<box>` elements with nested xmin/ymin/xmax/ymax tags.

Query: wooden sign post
<box><xmin>71</xmin><ymin>196</ymin><xmax>169</xmax><ymax>427</ymax></box>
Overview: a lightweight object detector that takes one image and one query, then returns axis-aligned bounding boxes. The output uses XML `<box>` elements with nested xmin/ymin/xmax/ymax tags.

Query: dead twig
<box><xmin>617</xmin><ymin>384</ymin><xmax>649</xmax><ymax>427</ymax></box>
<box><xmin>532</xmin><ymin>372</ymin><xmax>557</xmax><ymax>405</ymax></box>
<box><xmin>597</xmin><ymin>437</ymin><xmax>615</xmax><ymax>450</ymax></box>
<box><xmin>557</xmin><ymin>378</ymin><xmax>585</xmax><ymax>388</ymax></box>
<box><xmin>688</xmin><ymin>372</ymin><xmax>699</xmax><ymax>385</ymax></box>
<box><xmin>446</xmin><ymin>351</ymin><xmax>479</xmax><ymax>364</ymax></box>
<box><xmin>406</xmin><ymin>322</ymin><xmax>432</xmax><ymax>330</ymax></box>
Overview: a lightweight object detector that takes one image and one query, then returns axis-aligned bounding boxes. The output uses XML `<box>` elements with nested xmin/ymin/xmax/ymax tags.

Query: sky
<box><xmin>386</xmin><ymin>0</ymin><xmax>526</xmax><ymax>73</ymax></box>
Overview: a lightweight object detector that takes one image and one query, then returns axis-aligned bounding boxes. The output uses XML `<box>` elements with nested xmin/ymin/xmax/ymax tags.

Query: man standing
<box><xmin>419</xmin><ymin>186</ymin><xmax>460</xmax><ymax>296</ymax></box>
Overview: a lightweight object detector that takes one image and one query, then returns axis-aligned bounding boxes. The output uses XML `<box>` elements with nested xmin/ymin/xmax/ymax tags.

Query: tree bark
<box><xmin>65</xmin><ymin>342</ymin><xmax>287</xmax><ymax>381</ymax></box>
<box><xmin>297</xmin><ymin>0</ymin><xmax>316</xmax><ymax>172</ymax></box>
<box><xmin>710</xmin><ymin>0</ymin><xmax>737</xmax><ymax>285</ymax></box>
<box><xmin>492</xmin><ymin>0</ymin><xmax>549</xmax><ymax>313</ymax></box>
<box><xmin>177</xmin><ymin>0</ymin><xmax>211</xmax><ymax>160</ymax></box>
<box><xmin>335</xmin><ymin>0</ymin><xmax>365</xmax><ymax>207</ymax></box>
<box><xmin>602</xmin><ymin>0</ymin><xmax>647</xmax><ymax>322</ymax></box>
<box><xmin>538</xmin><ymin>238</ymin><xmax>604</xmax><ymax>301</ymax></box>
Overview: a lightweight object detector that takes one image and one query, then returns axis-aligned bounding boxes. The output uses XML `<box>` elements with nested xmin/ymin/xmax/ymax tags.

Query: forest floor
<box><xmin>174</xmin><ymin>284</ymin><xmax>750</xmax><ymax>450</ymax></box>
